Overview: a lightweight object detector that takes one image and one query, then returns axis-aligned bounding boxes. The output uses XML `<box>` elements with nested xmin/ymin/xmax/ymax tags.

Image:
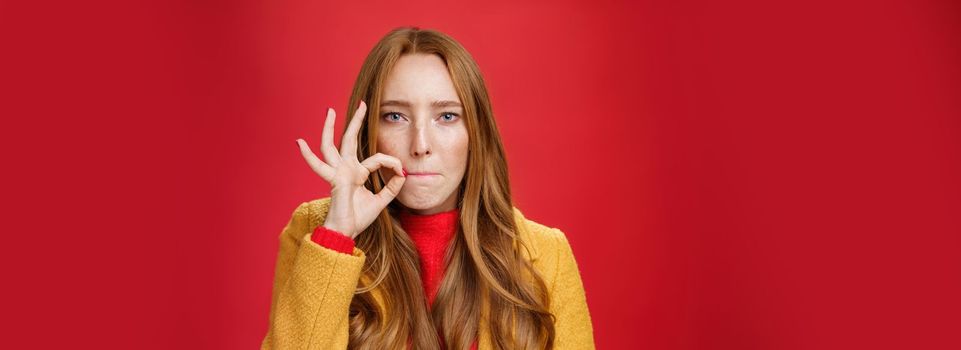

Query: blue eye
<box><xmin>440</xmin><ymin>113</ymin><xmax>459</xmax><ymax>122</ymax></box>
<box><xmin>383</xmin><ymin>112</ymin><xmax>404</xmax><ymax>122</ymax></box>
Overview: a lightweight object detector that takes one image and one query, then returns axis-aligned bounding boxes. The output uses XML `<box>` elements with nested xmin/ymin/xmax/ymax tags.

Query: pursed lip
<box><xmin>403</xmin><ymin>168</ymin><xmax>440</xmax><ymax>176</ymax></box>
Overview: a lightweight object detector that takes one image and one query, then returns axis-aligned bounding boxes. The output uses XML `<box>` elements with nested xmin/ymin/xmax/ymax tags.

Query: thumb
<box><xmin>375</xmin><ymin>174</ymin><xmax>406</xmax><ymax>207</ymax></box>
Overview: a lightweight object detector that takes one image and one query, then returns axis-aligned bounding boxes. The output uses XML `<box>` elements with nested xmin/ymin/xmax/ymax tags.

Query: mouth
<box><xmin>403</xmin><ymin>168</ymin><xmax>441</xmax><ymax>176</ymax></box>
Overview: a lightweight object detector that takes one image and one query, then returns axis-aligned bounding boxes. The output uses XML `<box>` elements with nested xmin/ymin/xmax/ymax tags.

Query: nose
<box><xmin>410</xmin><ymin>124</ymin><xmax>431</xmax><ymax>157</ymax></box>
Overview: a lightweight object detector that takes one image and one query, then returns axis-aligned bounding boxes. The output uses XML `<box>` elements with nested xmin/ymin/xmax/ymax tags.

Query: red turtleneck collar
<box><xmin>397</xmin><ymin>207</ymin><xmax>459</xmax><ymax>242</ymax></box>
<box><xmin>397</xmin><ymin>207</ymin><xmax>459</xmax><ymax>307</ymax></box>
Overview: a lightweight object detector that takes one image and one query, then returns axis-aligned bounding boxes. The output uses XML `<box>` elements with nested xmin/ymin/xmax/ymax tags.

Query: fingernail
<box><xmin>357</xmin><ymin>100</ymin><xmax>364</xmax><ymax>109</ymax></box>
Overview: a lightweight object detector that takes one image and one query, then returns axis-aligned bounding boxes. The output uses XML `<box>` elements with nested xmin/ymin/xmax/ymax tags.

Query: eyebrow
<box><xmin>380</xmin><ymin>100</ymin><xmax>463</xmax><ymax>108</ymax></box>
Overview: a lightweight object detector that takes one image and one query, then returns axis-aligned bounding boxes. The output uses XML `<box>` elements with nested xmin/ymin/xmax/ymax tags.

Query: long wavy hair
<box><xmin>338</xmin><ymin>27</ymin><xmax>555</xmax><ymax>349</ymax></box>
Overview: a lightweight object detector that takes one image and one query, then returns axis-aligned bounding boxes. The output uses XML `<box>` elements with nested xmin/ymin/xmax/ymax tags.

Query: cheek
<box><xmin>450</xmin><ymin>127</ymin><xmax>469</xmax><ymax>166</ymax></box>
<box><xmin>376</xmin><ymin>135</ymin><xmax>403</xmax><ymax>157</ymax></box>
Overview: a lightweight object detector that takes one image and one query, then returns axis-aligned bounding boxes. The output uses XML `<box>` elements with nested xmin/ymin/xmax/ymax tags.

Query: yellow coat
<box><xmin>261</xmin><ymin>197</ymin><xmax>595</xmax><ymax>349</ymax></box>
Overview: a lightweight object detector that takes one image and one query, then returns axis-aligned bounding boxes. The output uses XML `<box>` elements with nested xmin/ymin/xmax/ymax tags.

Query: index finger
<box><xmin>340</xmin><ymin>100</ymin><xmax>367</xmax><ymax>159</ymax></box>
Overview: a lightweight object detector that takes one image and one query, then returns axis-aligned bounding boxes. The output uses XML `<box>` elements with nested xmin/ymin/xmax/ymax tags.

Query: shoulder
<box><xmin>304</xmin><ymin>197</ymin><xmax>333</xmax><ymax>220</ymax></box>
<box><xmin>511</xmin><ymin>207</ymin><xmax>574</xmax><ymax>264</ymax></box>
<box><xmin>511</xmin><ymin>207</ymin><xmax>585</xmax><ymax>297</ymax></box>
<box><xmin>282</xmin><ymin>197</ymin><xmax>333</xmax><ymax>234</ymax></box>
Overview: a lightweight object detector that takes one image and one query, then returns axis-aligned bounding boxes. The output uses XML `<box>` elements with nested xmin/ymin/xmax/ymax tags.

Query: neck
<box><xmin>397</xmin><ymin>207</ymin><xmax>460</xmax><ymax>236</ymax></box>
<box><xmin>405</xmin><ymin>207</ymin><xmax>454</xmax><ymax>215</ymax></box>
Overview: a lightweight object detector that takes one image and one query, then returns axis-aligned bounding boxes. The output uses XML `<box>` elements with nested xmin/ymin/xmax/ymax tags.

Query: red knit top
<box><xmin>310</xmin><ymin>207</ymin><xmax>478</xmax><ymax>349</ymax></box>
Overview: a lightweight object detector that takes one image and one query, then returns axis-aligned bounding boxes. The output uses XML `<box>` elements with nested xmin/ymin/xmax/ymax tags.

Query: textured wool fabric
<box><xmin>262</xmin><ymin>197</ymin><xmax>595</xmax><ymax>349</ymax></box>
<box><xmin>309</xmin><ymin>226</ymin><xmax>355</xmax><ymax>254</ymax></box>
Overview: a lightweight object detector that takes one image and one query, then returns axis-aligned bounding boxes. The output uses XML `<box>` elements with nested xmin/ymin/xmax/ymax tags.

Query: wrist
<box><xmin>312</xmin><ymin>226</ymin><xmax>355</xmax><ymax>254</ymax></box>
<box><xmin>322</xmin><ymin>223</ymin><xmax>354</xmax><ymax>238</ymax></box>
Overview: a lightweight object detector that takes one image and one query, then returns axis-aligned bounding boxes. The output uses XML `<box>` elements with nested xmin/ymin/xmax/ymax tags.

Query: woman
<box><xmin>262</xmin><ymin>27</ymin><xmax>594</xmax><ymax>349</ymax></box>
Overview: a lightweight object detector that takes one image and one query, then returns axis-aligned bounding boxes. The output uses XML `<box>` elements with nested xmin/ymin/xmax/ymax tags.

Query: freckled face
<box><xmin>376</xmin><ymin>53</ymin><xmax>469</xmax><ymax>215</ymax></box>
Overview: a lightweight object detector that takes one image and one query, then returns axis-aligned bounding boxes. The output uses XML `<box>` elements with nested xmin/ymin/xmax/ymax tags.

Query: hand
<box><xmin>295</xmin><ymin>101</ymin><xmax>406</xmax><ymax>239</ymax></box>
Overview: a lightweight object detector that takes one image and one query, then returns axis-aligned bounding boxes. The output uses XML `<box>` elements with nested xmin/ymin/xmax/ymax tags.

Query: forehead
<box><xmin>382</xmin><ymin>53</ymin><xmax>459</xmax><ymax>102</ymax></box>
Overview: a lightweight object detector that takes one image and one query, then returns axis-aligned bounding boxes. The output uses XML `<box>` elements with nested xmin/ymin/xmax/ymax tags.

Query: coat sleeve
<box><xmin>261</xmin><ymin>201</ymin><xmax>366</xmax><ymax>350</ymax></box>
<box><xmin>548</xmin><ymin>228</ymin><xmax>596</xmax><ymax>349</ymax></box>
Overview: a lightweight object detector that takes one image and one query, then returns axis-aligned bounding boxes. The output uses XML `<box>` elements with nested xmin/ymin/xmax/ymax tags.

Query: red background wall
<box><xmin>3</xmin><ymin>0</ymin><xmax>960</xmax><ymax>349</ymax></box>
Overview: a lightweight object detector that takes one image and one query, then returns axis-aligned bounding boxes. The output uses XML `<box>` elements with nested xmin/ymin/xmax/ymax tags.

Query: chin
<box><xmin>397</xmin><ymin>191</ymin><xmax>443</xmax><ymax>210</ymax></box>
